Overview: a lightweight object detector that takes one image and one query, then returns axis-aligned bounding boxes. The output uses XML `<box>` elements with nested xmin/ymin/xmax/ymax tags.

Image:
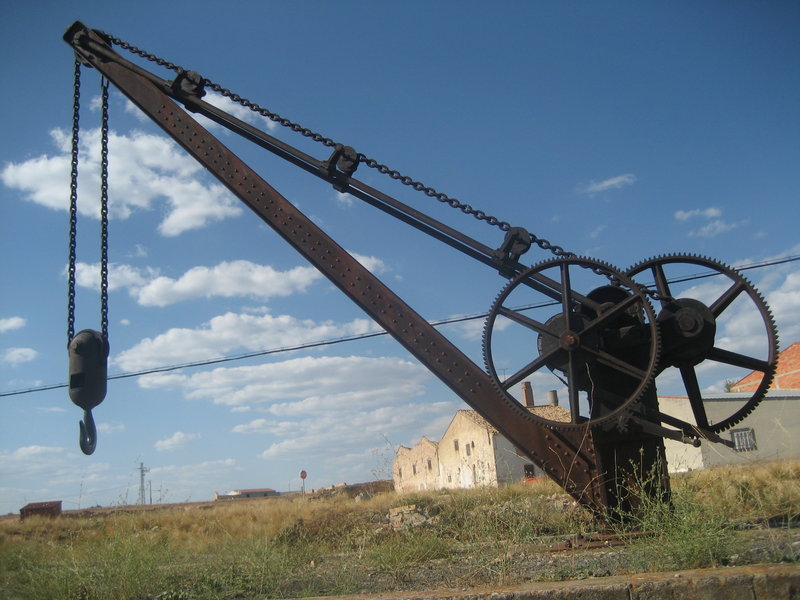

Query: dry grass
<box><xmin>1</xmin><ymin>460</ymin><xmax>797</xmax><ymax>599</ymax></box>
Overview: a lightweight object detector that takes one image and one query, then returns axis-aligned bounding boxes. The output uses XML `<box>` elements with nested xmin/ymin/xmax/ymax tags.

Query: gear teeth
<box><xmin>482</xmin><ymin>255</ymin><xmax>660</xmax><ymax>432</ymax></box>
<box><xmin>626</xmin><ymin>253</ymin><xmax>779</xmax><ymax>434</ymax></box>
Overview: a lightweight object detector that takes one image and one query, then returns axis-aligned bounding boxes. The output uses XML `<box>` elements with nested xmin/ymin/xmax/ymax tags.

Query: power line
<box><xmin>2</xmin><ymin>254</ymin><xmax>797</xmax><ymax>398</ymax></box>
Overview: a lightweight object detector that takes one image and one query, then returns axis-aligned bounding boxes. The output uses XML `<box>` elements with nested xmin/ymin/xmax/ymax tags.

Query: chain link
<box><xmin>100</xmin><ymin>77</ymin><xmax>110</xmax><ymax>339</ymax></box>
<box><xmin>67</xmin><ymin>59</ymin><xmax>81</xmax><ymax>345</ymax></box>
<box><xmin>100</xmin><ymin>31</ymin><xmax>665</xmax><ymax>300</ymax></box>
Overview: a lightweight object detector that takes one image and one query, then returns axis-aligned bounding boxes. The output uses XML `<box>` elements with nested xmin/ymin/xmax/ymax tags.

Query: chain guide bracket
<box><xmin>626</xmin><ymin>254</ymin><xmax>779</xmax><ymax>437</ymax></box>
<box><xmin>483</xmin><ymin>256</ymin><xmax>660</xmax><ymax>432</ymax></box>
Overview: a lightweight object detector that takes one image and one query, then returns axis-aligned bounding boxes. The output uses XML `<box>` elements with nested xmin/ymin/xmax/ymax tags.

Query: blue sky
<box><xmin>1</xmin><ymin>1</ymin><xmax>798</xmax><ymax>514</ymax></box>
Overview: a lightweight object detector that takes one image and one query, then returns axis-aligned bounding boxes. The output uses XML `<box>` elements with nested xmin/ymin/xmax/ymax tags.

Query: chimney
<box><xmin>521</xmin><ymin>382</ymin><xmax>535</xmax><ymax>407</ymax></box>
<box><xmin>547</xmin><ymin>390</ymin><xmax>559</xmax><ymax>407</ymax></box>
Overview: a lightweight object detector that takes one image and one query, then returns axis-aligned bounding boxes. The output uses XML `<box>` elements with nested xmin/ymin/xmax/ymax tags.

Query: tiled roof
<box><xmin>731</xmin><ymin>341</ymin><xmax>800</xmax><ymax>392</ymax></box>
<box><xmin>458</xmin><ymin>404</ymin><xmax>572</xmax><ymax>430</ymax></box>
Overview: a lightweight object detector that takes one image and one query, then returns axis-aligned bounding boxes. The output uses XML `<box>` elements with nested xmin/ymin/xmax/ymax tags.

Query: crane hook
<box><xmin>68</xmin><ymin>329</ymin><xmax>109</xmax><ymax>456</ymax></box>
<box><xmin>79</xmin><ymin>409</ymin><xmax>97</xmax><ymax>455</ymax></box>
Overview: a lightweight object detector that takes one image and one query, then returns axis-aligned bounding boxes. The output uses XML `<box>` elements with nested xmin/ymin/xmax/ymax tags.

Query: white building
<box><xmin>394</xmin><ymin>384</ymin><xmax>570</xmax><ymax>493</ymax></box>
<box><xmin>662</xmin><ymin>342</ymin><xmax>800</xmax><ymax>472</ymax></box>
<box><xmin>661</xmin><ymin>390</ymin><xmax>800</xmax><ymax>472</ymax></box>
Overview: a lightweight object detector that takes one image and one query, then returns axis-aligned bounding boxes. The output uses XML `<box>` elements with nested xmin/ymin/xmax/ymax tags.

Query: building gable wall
<box><xmin>393</xmin><ymin>437</ymin><xmax>440</xmax><ymax>493</ymax></box>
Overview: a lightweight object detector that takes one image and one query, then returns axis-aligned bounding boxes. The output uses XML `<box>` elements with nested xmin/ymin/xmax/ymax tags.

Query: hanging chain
<box><xmin>67</xmin><ymin>59</ymin><xmax>81</xmax><ymax>345</ymax></box>
<box><xmin>100</xmin><ymin>31</ymin><xmax>670</xmax><ymax>301</ymax></box>
<box><xmin>100</xmin><ymin>77</ymin><xmax>110</xmax><ymax>339</ymax></box>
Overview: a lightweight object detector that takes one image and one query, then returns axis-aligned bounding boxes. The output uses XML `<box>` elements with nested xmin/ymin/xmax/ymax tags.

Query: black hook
<box><xmin>79</xmin><ymin>409</ymin><xmax>97</xmax><ymax>455</ymax></box>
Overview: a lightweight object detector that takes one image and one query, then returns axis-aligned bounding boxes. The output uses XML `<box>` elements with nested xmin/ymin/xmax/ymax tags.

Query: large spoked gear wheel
<box><xmin>626</xmin><ymin>254</ymin><xmax>778</xmax><ymax>434</ymax></box>
<box><xmin>483</xmin><ymin>256</ymin><xmax>660</xmax><ymax>431</ymax></box>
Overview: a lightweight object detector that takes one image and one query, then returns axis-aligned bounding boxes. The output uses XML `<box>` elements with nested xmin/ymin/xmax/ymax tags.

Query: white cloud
<box><xmin>588</xmin><ymin>224</ymin><xmax>607</xmax><ymax>239</ymax></box>
<box><xmin>673</xmin><ymin>207</ymin><xmax>722</xmax><ymax>221</ymax></box>
<box><xmin>0</xmin><ymin>445</ymin><xmax>67</xmax><ymax>479</ymax></box>
<box><xmin>125</xmin><ymin>91</ymin><xmax>278</xmax><ymax>134</ymax></box>
<box><xmin>75</xmin><ymin>262</ymin><xmax>158</xmax><ymax>293</ymax></box>
<box><xmin>335</xmin><ymin>192</ymin><xmax>354</xmax><ymax>207</ymax></box>
<box><xmin>1</xmin><ymin>347</ymin><xmax>38</xmax><ymax>365</ymax></box>
<box><xmin>140</xmin><ymin>352</ymin><xmax>453</xmax><ymax>464</ymax></box>
<box><xmin>75</xmin><ymin>255</ymin><xmax>385</xmax><ymax>307</ymax></box>
<box><xmin>116</xmin><ymin>311</ymin><xmax>379</xmax><ymax>371</ymax></box>
<box><xmin>688</xmin><ymin>219</ymin><xmax>744</xmax><ymax>238</ymax></box>
<box><xmin>135</xmin><ymin>261</ymin><xmax>320</xmax><ymax>307</ymax></box>
<box><xmin>577</xmin><ymin>173</ymin><xmax>636</xmax><ymax>195</ymax></box>
<box><xmin>97</xmin><ymin>423</ymin><xmax>125</xmax><ymax>434</ymax></box>
<box><xmin>1</xmin><ymin>127</ymin><xmax>242</xmax><ymax>236</ymax></box>
<box><xmin>766</xmin><ymin>269</ymin><xmax>800</xmax><ymax>345</ymax></box>
<box><xmin>145</xmin><ymin>354</ymin><xmax>428</xmax><ymax>407</ymax></box>
<box><xmin>0</xmin><ymin>317</ymin><xmax>26</xmax><ymax>333</ymax></box>
<box><xmin>154</xmin><ymin>431</ymin><xmax>200</xmax><ymax>451</ymax></box>
<box><xmin>672</xmin><ymin>207</ymin><xmax>743</xmax><ymax>238</ymax></box>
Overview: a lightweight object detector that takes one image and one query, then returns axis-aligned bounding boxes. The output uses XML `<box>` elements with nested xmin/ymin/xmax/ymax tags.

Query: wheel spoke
<box><xmin>582</xmin><ymin>346</ymin><xmax>649</xmax><ymax>381</ymax></box>
<box><xmin>709</xmin><ymin>280</ymin><xmax>746</xmax><ymax>318</ymax></box>
<box><xmin>566</xmin><ymin>352</ymin><xmax>581</xmax><ymax>422</ymax></box>
<box><xmin>651</xmin><ymin>262</ymin><xmax>672</xmax><ymax>304</ymax></box>
<box><xmin>561</xmin><ymin>261</ymin><xmax>573</xmax><ymax>317</ymax></box>
<box><xmin>707</xmin><ymin>346</ymin><xmax>770</xmax><ymax>372</ymax></box>
<box><xmin>581</xmin><ymin>293</ymin><xmax>643</xmax><ymax>336</ymax></box>
<box><xmin>679</xmin><ymin>366</ymin><xmax>709</xmax><ymax>428</ymax></box>
<box><xmin>501</xmin><ymin>346</ymin><xmax>563</xmax><ymax>390</ymax></box>
<box><xmin>517</xmin><ymin>270</ymin><xmax>604</xmax><ymax>315</ymax></box>
<box><xmin>497</xmin><ymin>306</ymin><xmax>558</xmax><ymax>337</ymax></box>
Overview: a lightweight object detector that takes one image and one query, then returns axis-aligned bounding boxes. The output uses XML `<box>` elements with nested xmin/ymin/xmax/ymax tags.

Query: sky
<box><xmin>1</xmin><ymin>1</ymin><xmax>798</xmax><ymax>514</ymax></box>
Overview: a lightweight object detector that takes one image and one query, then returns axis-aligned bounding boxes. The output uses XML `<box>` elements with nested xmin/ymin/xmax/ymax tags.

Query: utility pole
<box><xmin>138</xmin><ymin>462</ymin><xmax>150</xmax><ymax>505</ymax></box>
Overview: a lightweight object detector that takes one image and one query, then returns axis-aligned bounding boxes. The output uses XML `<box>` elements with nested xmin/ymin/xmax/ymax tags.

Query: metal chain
<box><xmin>99</xmin><ymin>31</ymin><xmax>665</xmax><ymax>302</ymax></box>
<box><xmin>100</xmin><ymin>77</ymin><xmax>110</xmax><ymax>339</ymax></box>
<box><xmin>67</xmin><ymin>59</ymin><xmax>81</xmax><ymax>345</ymax></box>
<box><xmin>100</xmin><ymin>34</ymin><xmax>573</xmax><ymax>246</ymax></box>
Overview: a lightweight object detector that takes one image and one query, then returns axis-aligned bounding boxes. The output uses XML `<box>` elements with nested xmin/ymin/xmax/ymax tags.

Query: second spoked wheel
<box><xmin>626</xmin><ymin>254</ymin><xmax>778</xmax><ymax>435</ymax></box>
<box><xmin>483</xmin><ymin>256</ymin><xmax>660</xmax><ymax>430</ymax></box>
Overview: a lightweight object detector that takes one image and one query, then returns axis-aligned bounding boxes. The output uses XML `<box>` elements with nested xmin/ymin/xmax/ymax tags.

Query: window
<box><xmin>447</xmin><ymin>474</ymin><xmax>452</xmax><ymax>483</ymax></box>
<box><xmin>731</xmin><ymin>428</ymin><xmax>757</xmax><ymax>452</ymax></box>
<box><xmin>412</xmin><ymin>464</ymin><xmax>417</xmax><ymax>475</ymax></box>
<box><xmin>427</xmin><ymin>458</ymin><xmax>432</xmax><ymax>471</ymax></box>
<box><xmin>454</xmin><ymin>439</ymin><xmax>459</xmax><ymax>452</ymax></box>
<box><xmin>466</xmin><ymin>443</ymin><xmax>472</xmax><ymax>457</ymax></box>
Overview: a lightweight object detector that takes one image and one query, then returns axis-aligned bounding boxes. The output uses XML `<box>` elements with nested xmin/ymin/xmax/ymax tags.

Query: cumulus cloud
<box><xmin>1</xmin><ymin>347</ymin><xmax>38</xmax><ymax>365</ymax></box>
<box><xmin>673</xmin><ymin>207</ymin><xmax>722</xmax><ymax>221</ymax></box>
<box><xmin>0</xmin><ymin>317</ymin><xmax>26</xmax><ymax>333</ymax></box>
<box><xmin>124</xmin><ymin>91</ymin><xmax>277</xmax><ymax>134</ymax></box>
<box><xmin>155</xmin><ymin>431</ymin><xmax>201</xmax><ymax>451</ymax></box>
<box><xmin>116</xmin><ymin>311</ymin><xmax>379</xmax><ymax>371</ymax></box>
<box><xmin>74</xmin><ymin>254</ymin><xmax>385</xmax><ymax>307</ymax></box>
<box><xmin>0</xmin><ymin>445</ymin><xmax>67</xmax><ymax>479</ymax></box>
<box><xmin>673</xmin><ymin>206</ymin><xmax>744</xmax><ymax>238</ymax></box>
<box><xmin>138</xmin><ymin>352</ymin><xmax>454</xmax><ymax>462</ymax></box>
<box><xmin>143</xmin><ymin>355</ymin><xmax>428</xmax><ymax>406</ymax></box>
<box><xmin>97</xmin><ymin>423</ymin><xmax>125</xmax><ymax>434</ymax></box>
<box><xmin>1</xmin><ymin>127</ymin><xmax>242</xmax><ymax>236</ymax></box>
<box><xmin>688</xmin><ymin>220</ymin><xmax>743</xmax><ymax>238</ymax></box>
<box><xmin>135</xmin><ymin>261</ymin><xmax>320</xmax><ymax>307</ymax></box>
<box><xmin>577</xmin><ymin>173</ymin><xmax>636</xmax><ymax>195</ymax></box>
